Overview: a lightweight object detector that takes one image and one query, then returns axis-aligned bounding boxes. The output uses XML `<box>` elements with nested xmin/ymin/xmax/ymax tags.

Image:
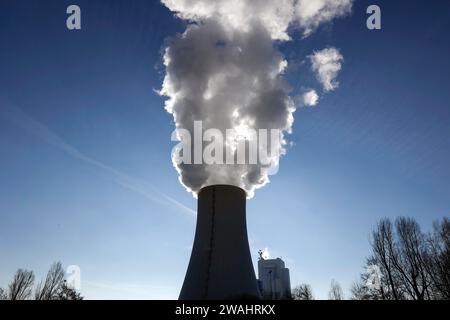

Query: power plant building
<box><xmin>257</xmin><ymin>256</ymin><xmax>291</xmax><ymax>300</ymax></box>
<box><xmin>179</xmin><ymin>184</ymin><xmax>292</xmax><ymax>300</ymax></box>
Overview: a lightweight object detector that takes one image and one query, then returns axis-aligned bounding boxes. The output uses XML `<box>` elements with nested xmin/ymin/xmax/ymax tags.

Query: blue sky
<box><xmin>1</xmin><ymin>0</ymin><xmax>449</xmax><ymax>299</ymax></box>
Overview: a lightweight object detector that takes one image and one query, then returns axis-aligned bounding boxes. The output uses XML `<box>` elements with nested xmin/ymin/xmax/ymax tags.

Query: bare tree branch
<box><xmin>328</xmin><ymin>279</ymin><xmax>344</xmax><ymax>300</ymax></box>
<box><xmin>425</xmin><ymin>218</ymin><xmax>450</xmax><ymax>299</ymax></box>
<box><xmin>292</xmin><ymin>283</ymin><xmax>314</xmax><ymax>300</ymax></box>
<box><xmin>7</xmin><ymin>269</ymin><xmax>35</xmax><ymax>300</ymax></box>
<box><xmin>35</xmin><ymin>262</ymin><xmax>65</xmax><ymax>300</ymax></box>
<box><xmin>0</xmin><ymin>287</ymin><xmax>7</xmax><ymax>300</ymax></box>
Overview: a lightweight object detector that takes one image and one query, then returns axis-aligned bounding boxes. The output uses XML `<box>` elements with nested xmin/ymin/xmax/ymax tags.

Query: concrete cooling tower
<box><xmin>179</xmin><ymin>185</ymin><xmax>261</xmax><ymax>300</ymax></box>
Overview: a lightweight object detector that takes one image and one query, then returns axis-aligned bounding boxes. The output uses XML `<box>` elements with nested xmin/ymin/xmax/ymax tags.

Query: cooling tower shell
<box><xmin>179</xmin><ymin>185</ymin><xmax>261</xmax><ymax>300</ymax></box>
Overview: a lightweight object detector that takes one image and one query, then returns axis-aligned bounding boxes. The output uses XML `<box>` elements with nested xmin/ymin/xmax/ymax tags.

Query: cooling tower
<box><xmin>179</xmin><ymin>185</ymin><xmax>261</xmax><ymax>300</ymax></box>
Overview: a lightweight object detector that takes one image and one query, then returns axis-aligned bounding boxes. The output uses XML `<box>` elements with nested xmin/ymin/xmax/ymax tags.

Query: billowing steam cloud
<box><xmin>310</xmin><ymin>47</ymin><xmax>344</xmax><ymax>92</ymax></box>
<box><xmin>160</xmin><ymin>0</ymin><xmax>353</xmax><ymax>197</ymax></box>
<box><xmin>302</xmin><ymin>89</ymin><xmax>319</xmax><ymax>107</ymax></box>
<box><xmin>296</xmin><ymin>0</ymin><xmax>353</xmax><ymax>37</ymax></box>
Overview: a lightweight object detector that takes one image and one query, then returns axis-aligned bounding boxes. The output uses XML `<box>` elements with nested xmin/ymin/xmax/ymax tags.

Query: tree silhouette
<box><xmin>328</xmin><ymin>279</ymin><xmax>343</xmax><ymax>300</ymax></box>
<box><xmin>0</xmin><ymin>262</ymin><xmax>82</xmax><ymax>300</ymax></box>
<box><xmin>0</xmin><ymin>288</ymin><xmax>7</xmax><ymax>300</ymax></box>
<box><xmin>292</xmin><ymin>283</ymin><xmax>314</xmax><ymax>300</ymax></box>
<box><xmin>7</xmin><ymin>269</ymin><xmax>35</xmax><ymax>300</ymax></box>
<box><xmin>57</xmin><ymin>281</ymin><xmax>83</xmax><ymax>300</ymax></box>
<box><xmin>425</xmin><ymin>217</ymin><xmax>450</xmax><ymax>299</ymax></box>
<box><xmin>352</xmin><ymin>217</ymin><xmax>450</xmax><ymax>300</ymax></box>
<box><xmin>35</xmin><ymin>262</ymin><xmax>65</xmax><ymax>300</ymax></box>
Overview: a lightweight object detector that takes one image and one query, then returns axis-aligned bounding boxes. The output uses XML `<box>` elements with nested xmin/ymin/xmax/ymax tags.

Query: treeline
<box><xmin>2</xmin><ymin>216</ymin><xmax>448</xmax><ymax>300</ymax></box>
<box><xmin>0</xmin><ymin>262</ymin><xmax>82</xmax><ymax>300</ymax></box>
<box><xmin>292</xmin><ymin>217</ymin><xmax>450</xmax><ymax>300</ymax></box>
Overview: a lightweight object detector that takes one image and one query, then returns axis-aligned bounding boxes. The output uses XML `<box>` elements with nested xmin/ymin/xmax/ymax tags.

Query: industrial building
<box><xmin>257</xmin><ymin>255</ymin><xmax>291</xmax><ymax>300</ymax></box>
<box><xmin>179</xmin><ymin>184</ymin><xmax>291</xmax><ymax>300</ymax></box>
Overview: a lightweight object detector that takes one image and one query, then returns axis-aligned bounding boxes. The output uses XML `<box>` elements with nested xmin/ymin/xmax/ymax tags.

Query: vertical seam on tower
<box><xmin>203</xmin><ymin>187</ymin><xmax>216</xmax><ymax>299</ymax></box>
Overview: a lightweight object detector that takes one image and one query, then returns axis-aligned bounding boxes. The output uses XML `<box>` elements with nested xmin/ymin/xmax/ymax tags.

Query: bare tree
<box><xmin>57</xmin><ymin>281</ymin><xmax>83</xmax><ymax>300</ymax></box>
<box><xmin>2</xmin><ymin>262</ymin><xmax>83</xmax><ymax>300</ymax></box>
<box><xmin>425</xmin><ymin>218</ymin><xmax>450</xmax><ymax>299</ymax></box>
<box><xmin>350</xmin><ymin>279</ymin><xmax>370</xmax><ymax>300</ymax></box>
<box><xmin>35</xmin><ymin>262</ymin><xmax>65</xmax><ymax>300</ymax></box>
<box><xmin>370</xmin><ymin>219</ymin><xmax>401</xmax><ymax>299</ymax></box>
<box><xmin>394</xmin><ymin>217</ymin><xmax>431</xmax><ymax>299</ymax></box>
<box><xmin>7</xmin><ymin>269</ymin><xmax>35</xmax><ymax>300</ymax></box>
<box><xmin>292</xmin><ymin>283</ymin><xmax>314</xmax><ymax>300</ymax></box>
<box><xmin>367</xmin><ymin>218</ymin><xmax>433</xmax><ymax>300</ymax></box>
<box><xmin>0</xmin><ymin>287</ymin><xmax>7</xmax><ymax>300</ymax></box>
<box><xmin>328</xmin><ymin>279</ymin><xmax>344</xmax><ymax>300</ymax></box>
<box><xmin>354</xmin><ymin>217</ymin><xmax>450</xmax><ymax>300</ymax></box>
<box><xmin>351</xmin><ymin>255</ymin><xmax>396</xmax><ymax>300</ymax></box>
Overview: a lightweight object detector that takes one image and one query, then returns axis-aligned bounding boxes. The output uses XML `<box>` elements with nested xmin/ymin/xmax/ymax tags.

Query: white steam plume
<box><xmin>160</xmin><ymin>0</ymin><xmax>352</xmax><ymax>197</ymax></box>
<box><xmin>310</xmin><ymin>47</ymin><xmax>344</xmax><ymax>92</ymax></box>
<box><xmin>295</xmin><ymin>0</ymin><xmax>353</xmax><ymax>37</ymax></box>
<box><xmin>302</xmin><ymin>89</ymin><xmax>319</xmax><ymax>107</ymax></box>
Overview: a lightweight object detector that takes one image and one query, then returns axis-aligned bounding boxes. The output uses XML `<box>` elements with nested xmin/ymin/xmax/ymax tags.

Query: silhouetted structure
<box><xmin>179</xmin><ymin>185</ymin><xmax>260</xmax><ymax>300</ymax></box>
<box><xmin>258</xmin><ymin>257</ymin><xmax>291</xmax><ymax>299</ymax></box>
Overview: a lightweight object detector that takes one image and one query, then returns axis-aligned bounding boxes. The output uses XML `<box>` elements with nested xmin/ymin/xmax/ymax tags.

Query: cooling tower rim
<box><xmin>198</xmin><ymin>184</ymin><xmax>247</xmax><ymax>197</ymax></box>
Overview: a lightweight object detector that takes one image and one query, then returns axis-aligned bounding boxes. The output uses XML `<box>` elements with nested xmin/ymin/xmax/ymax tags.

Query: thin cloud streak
<box><xmin>1</xmin><ymin>103</ymin><xmax>195</xmax><ymax>217</ymax></box>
